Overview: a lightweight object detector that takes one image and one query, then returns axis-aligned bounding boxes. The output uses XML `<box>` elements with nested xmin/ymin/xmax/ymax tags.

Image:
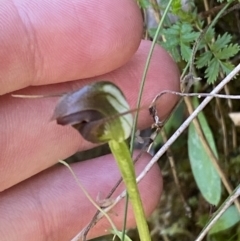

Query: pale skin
<box><xmin>0</xmin><ymin>0</ymin><xmax>180</xmax><ymax>240</ymax></box>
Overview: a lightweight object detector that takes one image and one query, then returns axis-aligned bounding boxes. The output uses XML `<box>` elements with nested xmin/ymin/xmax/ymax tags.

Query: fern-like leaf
<box><xmin>160</xmin><ymin>22</ymin><xmax>199</xmax><ymax>62</ymax></box>
<box><xmin>196</xmin><ymin>30</ymin><xmax>240</xmax><ymax>83</ymax></box>
<box><xmin>205</xmin><ymin>58</ymin><xmax>220</xmax><ymax>84</ymax></box>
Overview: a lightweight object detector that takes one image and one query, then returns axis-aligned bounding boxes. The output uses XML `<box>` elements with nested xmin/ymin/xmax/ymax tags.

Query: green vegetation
<box><xmin>66</xmin><ymin>1</ymin><xmax>240</xmax><ymax>240</ymax></box>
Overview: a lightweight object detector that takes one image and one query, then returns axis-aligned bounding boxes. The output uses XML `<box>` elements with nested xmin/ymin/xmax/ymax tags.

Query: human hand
<box><xmin>0</xmin><ymin>0</ymin><xmax>179</xmax><ymax>240</ymax></box>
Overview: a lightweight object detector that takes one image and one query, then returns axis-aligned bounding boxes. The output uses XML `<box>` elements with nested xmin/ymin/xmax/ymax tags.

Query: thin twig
<box><xmin>151</xmin><ymin>91</ymin><xmax>240</xmax><ymax>103</ymax></box>
<box><xmin>149</xmin><ymin>0</ymin><xmax>161</xmax><ymax>23</ymax></box>
<box><xmin>195</xmin><ymin>184</ymin><xmax>240</xmax><ymax>241</ymax></box>
<box><xmin>214</xmin><ymin>95</ymin><xmax>228</xmax><ymax>156</ymax></box>
<box><xmin>224</xmin><ymin>84</ymin><xmax>237</xmax><ymax>149</ymax></box>
<box><xmin>203</xmin><ymin>0</ymin><xmax>211</xmax><ymax>24</ymax></box>
<box><xmin>161</xmin><ymin>130</ymin><xmax>192</xmax><ymax>217</ymax></box>
<box><xmin>12</xmin><ymin>93</ymin><xmax>63</xmax><ymax>98</ymax></box>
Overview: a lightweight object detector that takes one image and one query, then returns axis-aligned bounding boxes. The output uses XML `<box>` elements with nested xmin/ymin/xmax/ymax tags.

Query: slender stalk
<box><xmin>109</xmin><ymin>140</ymin><xmax>151</xmax><ymax>241</ymax></box>
<box><xmin>124</xmin><ymin>2</ymin><xmax>174</xmax><ymax>239</ymax></box>
<box><xmin>129</xmin><ymin>0</ymin><xmax>174</xmax><ymax>151</ymax></box>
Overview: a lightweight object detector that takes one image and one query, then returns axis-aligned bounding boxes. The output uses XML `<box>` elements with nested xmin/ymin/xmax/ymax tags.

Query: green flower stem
<box><xmin>108</xmin><ymin>140</ymin><xmax>151</xmax><ymax>241</ymax></box>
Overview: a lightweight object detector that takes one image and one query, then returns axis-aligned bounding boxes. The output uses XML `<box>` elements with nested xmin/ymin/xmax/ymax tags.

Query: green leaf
<box><xmin>216</xmin><ymin>44</ymin><xmax>240</xmax><ymax>59</ymax></box>
<box><xmin>196</xmin><ymin>51</ymin><xmax>212</xmax><ymax>68</ymax></box>
<box><xmin>171</xmin><ymin>47</ymin><xmax>182</xmax><ymax>62</ymax></box>
<box><xmin>171</xmin><ymin>0</ymin><xmax>198</xmax><ymax>23</ymax></box>
<box><xmin>197</xmin><ymin>29</ymin><xmax>240</xmax><ymax>83</ymax></box>
<box><xmin>160</xmin><ymin>41</ymin><xmax>181</xmax><ymax>62</ymax></box>
<box><xmin>171</xmin><ymin>0</ymin><xmax>182</xmax><ymax>13</ymax></box>
<box><xmin>209</xmin><ymin>205</ymin><xmax>240</xmax><ymax>234</ymax></box>
<box><xmin>219</xmin><ymin>61</ymin><xmax>234</xmax><ymax>75</ymax></box>
<box><xmin>180</xmin><ymin>42</ymin><xmax>192</xmax><ymax>61</ymax></box>
<box><xmin>181</xmin><ymin>24</ymin><xmax>199</xmax><ymax>42</ymax></box>
<box><xmin>188</xmin><ymin>98</ymin><xmax>221</xmax><ymax>205</ymax></box>
<box><xmin>212</xmin><ymin>33</ymin><xmax>231</xmax><ymax>52</ymax></box>
<box><xmin>205</xmin><ymin>58</ymin><xmax>220</xmax><ymax>84</ymax></box>
<box><xmin>160</xmin><ymin>22</ymin><xmax>199</xmax><ymax>62</ymax></box>
<box><xmin>148</xmin><ymin>28</ymin><xmax>157</xmax><ymax>38</ymax></box>
<box><xmin>162</xmin><ymin>37</ymin><xmax>179</xmax><ymax>48</ymax></box>
<box><xmin>163</xmin><ymin>24</ymin><xmax>180</xmax><ymax>36</ymax></box>
<box><xmin>203</xmin><ymin>27</ymin><xmax>215</xmax><ymax>44</ymax></box>
<box><xmin>137</xmin><ymin>0</ymin><xmax>150</xmax><ymax>8</ymax></box>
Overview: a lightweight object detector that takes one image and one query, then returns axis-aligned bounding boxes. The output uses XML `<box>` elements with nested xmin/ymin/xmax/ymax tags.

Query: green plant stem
<box><xmin>129</xmin><ymin>0</ymin><xmax>174</xmax><ymax>152</ymax></box>
<box><xmin>108</xmin><ymin>140</ymin><xmax>151</xmax><ymax>241</ymax></box>
<box><xmin>122</xmin><ymin>2</ymin><xmax>173</xmax><ymax>240</ymax></box>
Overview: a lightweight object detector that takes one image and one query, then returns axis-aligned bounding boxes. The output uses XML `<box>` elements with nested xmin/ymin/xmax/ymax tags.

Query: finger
<box><xmin>0</xmin><ymin>152</ymin><xmax>162</xmax><ymax>241</ymax></box>
<box><xmin>0</xmin><ymin>0</ymin><xmax>142</xmax><ymax>95</ymax></box>
<box><xmin>0</xmin><ymin>40</ymin><xmax>180</xmax><ymax>191</ymax></box>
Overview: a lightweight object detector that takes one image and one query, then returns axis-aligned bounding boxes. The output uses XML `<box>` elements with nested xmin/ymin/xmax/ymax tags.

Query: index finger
<box><xmin>0</xmin><ymin>0</ymin><xmax>142</xmax><ymax>95</ymax></box>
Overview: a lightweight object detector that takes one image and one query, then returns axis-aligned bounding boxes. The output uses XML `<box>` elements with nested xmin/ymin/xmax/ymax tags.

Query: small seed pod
<box><xmin>52</xmin><ymin>81</ymin><xmax>133</xmax><ymax>143</ymax></box>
